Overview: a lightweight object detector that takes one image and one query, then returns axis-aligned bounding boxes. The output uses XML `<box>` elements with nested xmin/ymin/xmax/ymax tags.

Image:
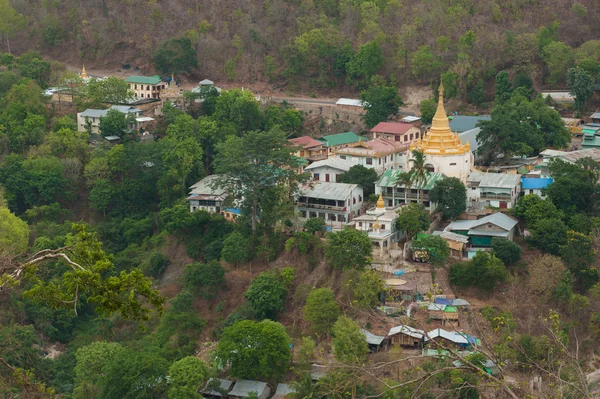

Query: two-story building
<box><xmin>375</xmin><ymin>169</ymin><xmax>444</xmax><ymax>211</ymax></box>
<box><xmin>289</xmin><ymin>136</ymin><xmax>328</xmax><ymax>163</ymax></box>
<box><xmin>334</xmin><ymin>138</ymin><xmax>408</xmax><ymax>175</ymax></box>
<box><xmin>369</xmin><ymin>122</ymin><xmax>421</xmax><ymax>143</ymax></box>
<box><xmin>466</xmin><ymin>172</ymin><xmax>521</xmax><ymax>209</ymax></box>
<box><xmin>304</xmin><ymin>158</ymin><xmax>355</xmax><ymax>182</ymax></box>
<box><xmin>444</xmin><ymin>212</ymin><xmax>519</xmax><ymax>249</ymax></box>
<box><xmin>125</xmin><ymin>75</ymin><xmax>166</xmax><ymax>99</ymax></box>
<box><xmin>319</xmin><ymin>132</ymin><xmax>364</xmax><ymax>155</ymax></box>
<box><xmin>296</xmin><ymin>182</ymin><xmax>363</xmax><ymax>228</ymax></box>
<box><xmin>353</xmin><ymin>195</ymin><xmax>403</xmax><ymax>258</ymax></box>
<box><xmin>76</xmin><ymin>105</ymin><xmax>142</xmax><ymax>134</ymax></box>
<box><xmin>187</xmin><ymin>175</ymin><xmax>228</xmax><ymax>213</ymax></box>
<box><xmin>521</xmin><ymin>177</ymin><xmax>553</xmax><ymax>198</ymax></box>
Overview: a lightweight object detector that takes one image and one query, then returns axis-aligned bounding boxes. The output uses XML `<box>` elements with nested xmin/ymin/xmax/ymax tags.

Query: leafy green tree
<box><xmin>44</xmin><ymin>127</ymin><xmax>88</xmax><ymax>160</ymax></box>
<box><xmin>82</xmin><ymin>77</ymin><xmax>132</xmax><ymax>108</ymax></box>
<box><xmin>74</xmin><ymin>342</ymin><xmax>126</xmax><ymax>389</ymax></box>
<box><xmin>560</xmin><ymin>230</ymin><xmax>598</xmax><ymax>291</ymax></box>
<box><xmin>184</xmin><ymin>261</ymin><xmax>225</xmax><ymax>299</ymax></box>
<box><xmin>304</xmin><ymin>288</ymin><xmax>340</xmax><ymax>335</ymax></box>
<box><xmin>491</xmin><ymin>238</ymin><xmax>522</xmax><ymax>265</ymax></box>
<box><xmin>346</xmin><ymin>40</ymin><xmax>383</xmax><ymax>86</ymax></box>
<box><xmin>530</xmin><ymin>218</ymin><xmax>568</xmax><ymax>255</ymax></box>
<box><xmin>0</xmin><ymin>206</ymin><xmax>29</xmax><ymax>255</ymax></box>
<box><xmin>168</xmin><ymin>356</ymin><xmax>209</xmax><ymax>399</ymax></box>
<box><xmin>1</xmin><ymin>80</ymin><xmax>47</xmax><ymax>152</ymax></box>
<box><xmin>0</xmin><ymin>0</ymin><xmax>26</xmax><ymax>54</ymax></box>
<box><xmin>264</xmin><ymin>105</ymin><xmax>304</xmax><ymax>135</ymax></box>
<box><xmin>429</xmin><ymin>177</ymin><xmax>467</xmax><ymax>220</ymax></box>
<box><xmin>338</xmin><ymin>165</ymin><xmax>379</xmax><ymax>196</ymax></box>
<box><xmin>331</xmin><ymin>316</ymin><xmax>368</xmax><ymax>364</ymax></box>
<box><xmin>411</xmin><ymin>45</ymin><xmax>442</xmax><ymax>79</ymax></box>
<box><xmin>468</xmin><ymin>79</ymin><xmax>486</xmax><ymax>106</ymax></box>
<box><xmin>546</xmin><ymin>159</ymin><xmax>600</xmax><ymax>215</ymax></box>
<box><xmin>514</xmin><ymin>194</ymin><xmax>564</xmax><ymax>228</ymax></box>
<box><xmin>304</xmin><ymin>217</ymin><xmax>326</xmax><ymax>234</ymax></box>
<box><xmin>153</xmin><ymin>37</ymin><xmax>198</xmax><ymax>74</ymax></box>
<box><xmin>14</xmin><ymin>51</ymin><xmax>52</xmax><ymax>88</ymax></box>
<box><xmin>360</xmin><ymin>76</ymin><xmax>403</xmax><ymax>128</ymax></box>
<box><xmin>541</xmin><ymin>41</ymin><xmax>574</xmax><ymax>85</ymax></box>
<box><xmin>419</xmin><ymin>99</ymin><xmax>436</xmax><ymax>124</ymax></box>
<box><xmin>352</xmin><ymin>269</ymin><xmax>385</xmax><ymax>308</ymax></box>
<box><xmin>449</xmin><ymin>251</ymin><xmax>508</xmax><ymax>291</ymax></box>
<box><xmin>575</xmin><ymin>40</ymin><xmax>600</xmax><ymax>76</ymax></box>
<box><xmin>325</xmin><ymin>228</ymin><xmax>372</xmax><ymax>269</ymax></box>
<box><xmin>244</xmin><ymin>271</ymin><xmax>288</xmax><ymax>319</ymax></box>
<box><xmin>396</xmin><ymin>203</ymin><xmax>429</xmax><ymax>239</ymax></box>
<box><xmin>213</xmin><ymin>127</ymin><xmax>307</xmax><ymax>232</ymax></box>
<box><xmin>216</xmin><ymin>319</ymin><xmax>291</xmax><ymax>380</ymax></box>
<box><xmin>99</xmin><ymin>109</ymin><xmax>128</xmax><ymax>138</ymax></box>
<box><xmin>213</xmin><ymin>89</ymin><xmax>264</xmax><ymax>135</ymax></box>
<box><xmin>146</xmin><ymin>252</ymin><xmax>170</xmax><ymax>278</ymax></box>
<box><xmin>567</xmin><ymin>66</ymin><xmax>595</xmax><ymax>113</ymax></box>
<box><xmin>494</xmin><ymin>71</ymin><xmax>512</xmax><ymax>103</ymax></box>
<box><xmin>222</xmin><ymin>231</ymin><xmax>249</xmax><ymax>266</ymax></box>
<box><xmin>414</xmin><ymin>235</ymin><xmax>450</xmax><ymax>268</ymax></box>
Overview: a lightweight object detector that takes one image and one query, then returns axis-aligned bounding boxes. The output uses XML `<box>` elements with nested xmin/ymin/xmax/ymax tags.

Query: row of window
<box><xmin>131</xmin><ymin>84</ymin><xmax>166</xmax><ymax>91</ymax></box>
<box><xmin>299</xmin><ymin>211</ymin><xmax>348</xmax><ymax>222</ymax></box>
<box><xmin>358</xmin><ymin>222</ymin><xmax>387</xmax><ymax>230</ymax></box>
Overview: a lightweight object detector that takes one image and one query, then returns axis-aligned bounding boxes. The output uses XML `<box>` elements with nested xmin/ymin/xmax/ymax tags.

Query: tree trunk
<box><xmin>251</xmin><ymin>198</ymin><xmax>258</xmax><ymax>232</ymax></box>
<box><xmin>5</xmin><ymin>35</ymin><xmax>10</xmax><ymax>54</ymax></box>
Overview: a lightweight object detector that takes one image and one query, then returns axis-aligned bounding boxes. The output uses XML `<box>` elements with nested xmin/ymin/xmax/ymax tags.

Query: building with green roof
<box><xmin>318</xmin><ymin>132</ymin><xmax>365</xmax><ymax>154</ymax></box>
<box><xmin>375</xmin><ymin>170</ymin><xmax>444</xmax><ymax>211</ymax></box>
<box><xmin>125</xmin><ymin>75</ymin><xmax>166</xmax><ymax>99</ymax></box>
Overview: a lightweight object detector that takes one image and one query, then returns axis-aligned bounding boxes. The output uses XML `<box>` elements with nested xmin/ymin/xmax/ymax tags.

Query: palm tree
<box><xmin>394</xmin><ymin>170</ymin><xmax>413</xmax><ymax>205</ymax></box>
<box><xmin>409</xmin><ymin>149</ymin><xmax>428</xmax><ymax>204</ymax></box>
<box><xmin>290</xmin><ymin>373</ymin><xmax>319</xmax><ymax>399</ymax></box>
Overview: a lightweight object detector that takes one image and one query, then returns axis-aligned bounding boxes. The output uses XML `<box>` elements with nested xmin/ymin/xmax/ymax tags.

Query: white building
<box><xmin>125</xmin><ymin>75</ymin><xmax>166</xmax><ymax>99</ymax></box>
<box><xmin>521</xmin><ymin>177</ymin><xmax>553</xmax><ymax>198</ymax></box>
<box><xmin>408</xmin><ymin>82</ymin><xmax>473</xmax><ymax>181</ymax></box>
<box><xmin>186</xmin><ymin>175</ymin><xmax>228</xmax><ymax>213</ymax></box>
<box><xmin>353</xmin><ymin>195</ymin><xmax>403</xmax><ymax>258</ymax></box>
<box><xmin>296</xmin><ymin>182</ymin><xmax>363</xmax><ymax>228</ymax></box>
<box><xmin>375</xmin><ymin>169</ymin><xmax>444</xmax><ymax>211</ymax></box>
<box><xmin>76</xmin><ymin>105</ymin><xmax>142</xmax><ymax>134</ymax></box>
<box><xmin>335</xmin><ymin>138</ymin><xmax>408</xmax><ymax>175</ymax></box>
<box><xmin>466</xmin><ymin>172</ymin><xmax>521</xmax><ymax>209</ymax></box>
<box><xmin>304</xmin><ymin>158</ymin><xmax>355</xmax><ymax>183</ymax></box>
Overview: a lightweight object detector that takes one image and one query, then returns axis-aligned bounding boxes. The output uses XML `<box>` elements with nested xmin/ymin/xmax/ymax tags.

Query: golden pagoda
<box><xmin>411</xmin><ymin>81</ymin><xmax>469</xmax><ymax>155</ymax></box>
<box><xmin>376</xmin><ymin>193</ymin><xmax>385</xmax><ymax>209</ymax></box>
<box><xmin>81</xmin><ymin>64</ymin><xmax>88</xmax><ymax>79</ymax></box>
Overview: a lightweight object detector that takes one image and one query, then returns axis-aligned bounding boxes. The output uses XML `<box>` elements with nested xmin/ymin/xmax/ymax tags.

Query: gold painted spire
<box><xmin>373</xmin><ymin>217</ymin><xmax>381</xmax><ymax>229</ymax></box>
<box><xmin>376</xmin><ymin>194</ymin><xmax>385</xmax><ymax>209</ymax></box>
<box><xmin>81</xmin><ymin>64</ymin><xmax>88</xmax><ymax>79</ymax></box>
<box><xmin>415</xmin><ymin>80</ymin><xmax>469</xmax><ymax>155</ymax></box>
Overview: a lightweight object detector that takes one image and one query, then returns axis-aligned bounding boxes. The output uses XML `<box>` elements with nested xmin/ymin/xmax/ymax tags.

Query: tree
<box><xmin>395</xmin><ymin>203</ymin><xmax>429</xmax><ymax>239</ymax></box>
<box><xmin>325</xmin><ymin>228</ymin><xmax>372</xmax><ymax>269</ymax></box>
<box><xmin>216</xmin><ymin>319</ymin><xmax>291</xmax><ymax>380</ymax></box>
<box><xmin>153</xmin><ymin>37</ymin><xmax>198</xmax><ymax>74</ymax></box>
<box><xmin>528</xmin><ymin>255</ymin><xmax>567</xmax><ymax>296</ymax></box>
<box><xmin>304</xmin><ymin>288</ymin><xmax>340</xmax><ymax>335</ymax></box>
<box><xmin>413</xmin><ymin>235</ymin><xmax>450</xmax><ymax>268</ymax></box>
<box><xmin>560</xmin><ymin>230</ymin><xmax>598</xmax><ymax>292</ymax></box>
<box><xmin>468</xmin><ymin>79</ymin><xmax>486</xmax><ymax>106</ymax></box>
<box><xmin>567</xmin><ymin>66</ymin><xmax>594</xmax><ymax>113</ymax></box>
<box><xmin>183</xmin><ymin>261</ymin><xmax>225</xmax><ymax>299</ymax></box>
<box><xmin>411</xmin><ymin>45</ymin><xmax>442</xmax><ymax>79</ymax></box>
<box><xmin>99</xmin><ymin>109</ymin><xmax>128</xmax><ymax>138</ymax></box>
<box><xmin>575</xmin><ymin>40</ymin><xmax>600</xmax><ymax>76</ymax></box>
<box><xmin>338</xmin><ymin>165</ymin><xmax>379</xmax><ymax>196</ymax></box>
<box><xmin>514</xmin><ymin>194</ymin><xmax>564</xmax><ymax>227</ymax></box>
<box><xmin>213</xmin><ymin>89</ymin><xmax>264</xmax><ymax>135</ymax></box>
<box><xmin>244</xmin><ymin>271</ymin><xmax>288</xmax><ymax>319</ymax></box>
<box><xmin>449</xmin><ymin>252</ymin><xmax>508</xmax><ymax>291</ymax></box>
<box><xmin>494</xmin><ymin>71</ymin><xmax>512</xmax><ymax>103</ymax></box>
<box><xmin>168</xmin><ymin>357</ymin><xmax>209</xmax><ymax>399</ymax></box>
<box><xmin>346</xmin><ymin>40</ymin><xmax>383</xmax><ymax>87</ymax></box>
<box><xmin>0</xmin><ymin>0</ymin><xmax>26</xmax><ymax>54</ymax></box>
<box><xmin>82</xmin><ymin>77</ymin><xmax>132</xmax><ymax>108</ymax></box>
<box><xmin>74</xmin><ymin>342</ymin><xmax>126</xmax><ymax>390</ymax></box>
<box><xmin>419</xmin><ymin>99</ymin><xmax>436</xmax><ymax>124</ymax></box>
<box><xmin>331</xmin><ymin>316</ymin><xmax>368</xmax><ymax>364</ymax></box>
<box><xmin>541</xmin><ymin>41</ymin><xmax>574</xmax><ymax>86</ymax></box>
<box><xmin>221</xmin><ymin>231</ymin><xmax>249</xmax><ymax>266</ymax></box>
<box><xmin>530</xmin><ymin>218</ymin><xmax>568</xmax><ymax>255</ymax></box>
<box><xmin>304</xmin><ymin>217</ymin><xmax>326</xmax><ymax>234</ymax></box>
<box><xmin>429</xmin><ymin>177</ymin><xmax>467</xmax><ymax>220</ymax></box>
<box><xmin>352</xmin><ymin>269</ymin><xmax>385</xmax><ymax>308</ymax></box>
<box><xmin>0</xmin><ymin>206</ymin><xmax>29</xmax><ymax>255</ymax></box>
<box><xmin>360</xmin><ymin>76</ymin><xmax>403</xmax><ymax>128</ymax></box>
<box><xmin>491</xmin><ymin>238</ymin><xmax>522</xmax><ymax>265</ymax></box>
<box><xmin>547</xmin><ymin>158</ymin><xmax>600</xmax><ymax>216</ymax></box>
<box><xmin>213</xmin><ymin>127</ymin><xmax>307</xmax><ymax>232</ymax></box>
<box><xmin>408</xmin><ymin>149</ymin><xmax>428</xmax><ymax>202</ymax></box>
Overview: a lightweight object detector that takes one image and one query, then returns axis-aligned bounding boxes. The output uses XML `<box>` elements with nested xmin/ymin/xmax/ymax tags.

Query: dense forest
<box><xmin>3</xmin><ymin>0</ymin><xmax>600</xmax><ymax>97</ymax></box>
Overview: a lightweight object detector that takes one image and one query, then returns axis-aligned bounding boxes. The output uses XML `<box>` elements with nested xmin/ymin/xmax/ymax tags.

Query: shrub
<box><xmin>491</xmin><ymin>238</ymin><xmax>522</xmax><ymax>265</ymax></box>
<box><xmin>147</xmin><ymin>251</ymin><xmax>170</xmax><ymax>277</ymax></box>
<box><xmin>304</xmin><ymin>288</ymin><xmax>340</xmax><ymax>335</ymax></box>
<box><xmin>183</xmin><ymin>261</ymin><xmax>225</xmax><ymax>299</ymax></box>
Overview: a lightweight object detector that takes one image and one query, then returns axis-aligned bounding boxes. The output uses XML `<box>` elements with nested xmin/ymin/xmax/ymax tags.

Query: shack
<box><xmin>429</xmin><ymin>303</ymin><xmax>459</xmax><ymax>325</ymax></box>
<box><xmin>385</xmin><ymin>279</ymin><xmax>417</xmax><ymax>302</ymax></box>
<box><xmin>228</xmin><ymin>380</ymin><xmax>271</xmax><ymax>399</ymax></box>
<box><xmin>200</xmin><ymin>378</ymin><xmax>235</xmax><ymax>399</ymax></box>
<box><xmin>425</xmin><ymin>329</ymin><xmax>470</xmax><ymax>351</ymax></box>
<box><xmin>361</xmin><ymin>329</ymin><xmax>386</xmax><ymax>352</ymax></box>
<box><xmin>388</xmin><ymin>325</ymin><xmax>425</xmax><ymax>347</ymax></box>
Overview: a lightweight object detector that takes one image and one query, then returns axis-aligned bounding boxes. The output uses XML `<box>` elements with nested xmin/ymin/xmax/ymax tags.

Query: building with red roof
<box><xmin>335</xmin><ymin>138</ymin><xmax>408</xmax><ymax>175</ymax></box>
<box><xmin>369</xmin><ymin>122</ymin><xmax>421</xmax><ymax>143</ymax></box>
<box><xmin>288</xmin><ymin>136</ymin><xmax>328</xmax><ymax>162</ymax></box>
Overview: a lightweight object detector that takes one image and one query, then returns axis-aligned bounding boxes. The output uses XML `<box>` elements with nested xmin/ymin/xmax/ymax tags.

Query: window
<box><xmin>472</xmin><ymin>187</ymin><xmax>476</xmax><ymax>190</ymax></box>
<box><xmin>134</xmin><ymin>84</ymin><xmax>137</xmax><ymax>89</ymax></box>
<box><xmin>146</xmin><ymin>85</ymin><xmax>150</xmax><ymax>90</ymax></box>
<box><xmin>314</xmin><ymin>173</ymin><xmax>319</xmax><ymax>181</ymax></box>
<box><xmin>325</xmin><ymin>174</ymin><xmax>330</xmax><ymax>182</ymax></box>
<box><xmin>340</xmin><ymin>156</ymin><xmax>346</xmax><ymax>160</ymax></box>
<box><xmin>329</xmin><ymin>214</ymin><xmax>336</xmax><ymax>221</ymax></box>
<box><xmin>336</xmin><ymin>174</ymin><xmax>341</xmax><ymax>182</ymax></box>
<box><xmin>450</xmin><ymin>163</ymin><xmax>456</xmax><ymax>166</ymax></box>
<box><xmin>416</xmin><ymin>132</ymin><xmax>420</xmax><ymax>138</ymax></box>
<box><xmin>381</xmin><ymin>224</ymin><xmax>386</xmax><ymax>230</ymax></box>
<box><xmin>529</xmin><ymin>189</ymin><xmax>533</xmax><ymax>194</ymax></box>
<box><xmin>358</xmin><ymin>195</ymin><xmax>362</xmax><ymax>201</ymax></box>
<box><xmin>359</xmin><ymin>222</ymin><xmax>363</xmax><ymax>227</ymax></box>
<box><xmin>395</xmin><ymin>136</ymin><xmax>400</xmax><ymax>141</ymax></box>
<box><xmin>353</xmin><ymin>197</ymin><xmax>356</xmax><ymax>204</ymax></box>
<box><xmin>379</xmin><ymin>158</ymin><xmax>382</xmax><ymax>165</ymax></box>
<box><xmin>369</xmin><ymin>223</ymin><xmax>373</xmax><ymax>228</ymax></box>
<box><xmin>366</xmin><ymin>158</ymin><xmax>373</xmax><ymax>165</ymax></box>
<box><xmin>410</xmin><ymin>134</ymin><xmax>413</xmax><ymax>140</ymax></box>
<box><xmin>404</xmin><ymin>135</ymin><xmax>408</xmax><ymax>142</ymax></box>
<box><xmin>388</xmin><ymin>199</ymin><xmax>392</xmax><ymax>206</ymax></box>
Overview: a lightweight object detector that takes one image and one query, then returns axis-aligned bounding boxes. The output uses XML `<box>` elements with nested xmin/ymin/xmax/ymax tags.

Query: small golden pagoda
<box><xmin>81</xmin><ymin>64</ymin><xmax>88</xmax><ymax>79</ymax></box>
<box><xmin>411</xmin><ymin>81</ymin><xmax>469</xmax><ymax>155</ymax></box>
<box><xmin>376</xmin><ymin>193</ymin><xmax>385</xmax><ymax>209</ymax></box>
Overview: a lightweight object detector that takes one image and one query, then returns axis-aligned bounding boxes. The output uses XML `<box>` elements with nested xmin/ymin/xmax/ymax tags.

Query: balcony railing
<box><xmin>306</xmin><ymin>153</ymin><xmax>328</xmax><ymax>161</ymax></box>
<box><xmin>479</xmin><ymin>194</ymin><xmax>513</xmax><ymax>201</ymax></box>
<box><xmin>296</xmin><ymin>202</ymin><xmax>346</xmax><ymax>211</ymax></box>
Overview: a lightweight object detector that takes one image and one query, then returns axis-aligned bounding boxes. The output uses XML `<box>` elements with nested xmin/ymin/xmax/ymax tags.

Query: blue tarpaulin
<box><xmin>434</xmin><ymin>297</ymin><xmax>453</xmax><ymax>306</ymax></box>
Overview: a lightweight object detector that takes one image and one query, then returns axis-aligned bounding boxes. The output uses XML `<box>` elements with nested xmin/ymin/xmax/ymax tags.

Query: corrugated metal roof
<box><xmin>428</xmin><ymin>303</ymin><xmax>446</xmax><ymax>311</ymax></box>
<box><xmin>401</xmin><ymin>116</ymin><xmax>421</xmax><ymax>123</ymax></box>
<box><xmin>376</xmin><ymin>169</ymin><xmax>444</xmax><ymax>191</ymax></box>
<box><xmin>188</xmin><ymin>175</ymin><xmax>227</xmax><ymax>197</ymax></box>
<box><xmin>432</xmin><ymin>230</ymin><xmax>470</xmax><ymax>243</ymax></box>
<box><xmin>336</xmin><ymin>98</ymin><xmax>364</xmax><ymax>106</ymax></box>
<box><xmin>299</xmin><ymin>182</ymin><xmax>359</xmax><ymax>200</ymax></box>
<box><xmin>200</xmin><ymin>79</ymin><xmax>215</xmax><ymax>85</ymax></box>
<box><xmin>446</xmin><ymin>213</ymin><xmax>518</xmax><ymax>233</ymax></box>
<box><xmin>319</xmin><ymin>132</ymin><xmax>363</xmax><ymax>147</ymax></box>
<box><xmin>449</xmin><ymin>115</ymin><xmax>491</xmax><ymax>133</ymax></box>
<box><xmin>370</xmin><ymin>122</ymin><xmax>414</xmax><ymax>135</ymax></box>
<box><xmin>559</xmin><ymin>148</ymin><xmax>600</xmax><ymax>163</ymax></box>
<box><xmin>125</xmin><ymin>75</ymin><xmax>162</xmax><ymax>84</ymax></box>
<box><xmin>229</xmin><ymin>380</ymin><xmax>268</xmax><ymax>397</ymax></box>
<box><xmin>79</xmin><ymin>109</ymin><xmax>109</xmax><ymax>118</ymax></box>
<box><xmin>305</xmin><ymin>158</ymin><xmax>355</xmax><ymax>172</ymax></box>
<box><xmin>426</xmin><ymin>329</ymin><xmax>469</xmax><ymax>344</ymax></box>
<box><xmin>467</xmin><ymin>172</ymin><xmax>521</xmax><ymax>188</ymax></box>
<box><xmin>110</xmin><ymin>105</ymin><xmax>141</xmax><ymax>113</ymax></box>
<box><xmin>444</xmin><ymin>306</ymin><xmax>458</xmax><ymax>312</ymax></box>
<box><xmin>273</xmin><ymin>384</ymin><xmax>295</xmax><ymax>399</ymax></box>
<box><xmin>458</xmin><ymin>128</ymin><xmax>481</xmax><ymax>153</ymax></box>
<box><xmin>361</xmin><ymin>329</ymin><xmax>385</xmax><ymax>345</ymax></box>
<box><xmin>201</xmin><ymin>378</ymin><xmax>235</xmax><ymax>396</ymax></box>
<box><xmin>452</xmin><ymin>298</ymin><xmax>471</xmax><ymax>306</ymax></box>
<box><xmin>521</xmin><ymin>177</ymin><xmax>553</xmax><ymax>189</ymax></box>
<box><xmin>591</xmin><ymin>112</ymin><xmax>600</xmax><ymax>119</ymax></box>
<box><xmin>389</xmin><ymin>325</ymin><xmax>425</xmax><ymax>339</ymax></box>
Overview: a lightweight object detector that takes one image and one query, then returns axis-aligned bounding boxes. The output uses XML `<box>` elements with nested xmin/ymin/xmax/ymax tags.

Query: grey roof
<box><xmin>104</xmin><ymin>135</ymin><xmax>121</xmax><ymax>141</ymax></box>
<box><xmin>445</xmin><ymin>213</ymin><xmax>518</xmax><ymax>233</ymax></box>
<box><xmin>451</xmin><ymin>298</ymin><xmax>471</xmax><ymax>306</ymax></box>
<box><xmin>201</xmin><ymin>378</ymin><xmax>235</xmax><ymax>397</ymax></box>
<box><xmin>467</xmin><ymin>172</ymin><xmax>521</xmax><ymax>188</ymax></box>
<box><xmin>200</xmin><ymin>79</ymin><xmax>215</xmax><ymax>85</ymax></box>
<box><xmin>110</xmin><ymin>105</ymin><xmax>141</xmax><ymax>113</ymax></box>
<box><xmin>388</xmin><ymin>325</ymin><xmax>425</xmax><ymax>339</ymax></box>
<box><xmin>305</xmin><ymin>157</ymin><xmax>355</xmax><ymax>172</ymax></box>
<box><xmin>559</xmin><ymin>148</ymin><xmax>600</xmax><ymax>163</ymax></box>
<box><xmin>79</xmin><ymin>109</ymin><xmax>108</xmax><ymax>118</ymax></box>
<box><xmin>458</xmin><ymin>128</ymin><xmax>481</xmax><ymax>154</ymax></box>
<box><xmin>468</xmin><ymin>229</ymin><xmax>508</xmax><ymax>237</ymax></box>
<box><xmin>449</xmin><ymin>115</ymin><xmax>491</xmax><ymax>133</ymax></box>
<box><xmin>188</xmin><ymin>175</ymin><xmax>227</xmax><ymax>197</ymax></box>
<box><xmin>299</xmin><ymin>182</ymin><xmax>360</xmax><ymax>200</ymax></box>
<box><xmin>273</xmin><ymin>384</ymin><xmax>295</xmax><ymax>399</ymax></box>
<box><xmin>432</xmin><ymin>230</ymin><xmax>470</xmax><ymax>244</ymax></box>
<box><xmin>425</xmin><ymin>328</ymin><xmax>469</xmax><ymax>344</ymax></box>
<box><xmin>428</xmin><ymin>303</ymin><xmax>446</xmax><ymax>311</ymax></box>
<box><xmin>229</xmin><ymin>380</ymin><xmax>268</xmax><ymax>397</ymax></box>
<box><xmin>591</xmin><ymin>112</ymin><xmax>600</xmax><ymax>119</ymax></box>
<box><xmin>361</xmin><ymin>329</ymin><xmax>385</xmax><ymax>346</ymax></box>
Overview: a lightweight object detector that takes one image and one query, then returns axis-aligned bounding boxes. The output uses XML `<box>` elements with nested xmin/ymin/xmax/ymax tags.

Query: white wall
<box><xmin>308</xmin><ymin>166</ymin><xmax>346</xmax><ymax>182</ymax></box>
<box><xmin>337</xmin><ymin>153</ymin><xmax>406</xmax><ymax>175</ymax></box>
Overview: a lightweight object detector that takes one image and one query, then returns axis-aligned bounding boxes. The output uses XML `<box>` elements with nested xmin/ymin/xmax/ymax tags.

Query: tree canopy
<box><xmin>396</xmin><ymin>203</ymin><xmax>430</xmax><ymax>239</ymax></box>
<box><xmin>304</xmin><ymin>288</ymin><xmax>340</xmax><ymax>335</ymax></box>
<box><xmin>338</xmin><ymin>165</ymin><xmax>378</xmax><ymax>197</ymax></box>
<box><xmin>325</xmin><ymin>228</ymin><xmax>372</xmax><ymax>269</ymax></box>
<box><xmin>429</xmin><ymin>177</ymin><xmax>467</xmax><ymax>220</ymax></box>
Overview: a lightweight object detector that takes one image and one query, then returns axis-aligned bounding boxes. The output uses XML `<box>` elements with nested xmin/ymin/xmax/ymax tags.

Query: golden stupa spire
<box><xmin>430</xmin><ymin>80</ymin><xmax>451</xmax><ymax>134</ymax></box>
<box><xmin>81</xmin><ymin>64</ymin><xmax>88</xmax><ymax>79</ymax></box>
<box><xmin>373</xmin><ymin>217</ymin><xmax>381</xmax><ymax>230</ymax></box>
<box><xmin>376</xmin><ymin>194</ymin><xmax>385</xmax><ymax>209</ymax></box>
